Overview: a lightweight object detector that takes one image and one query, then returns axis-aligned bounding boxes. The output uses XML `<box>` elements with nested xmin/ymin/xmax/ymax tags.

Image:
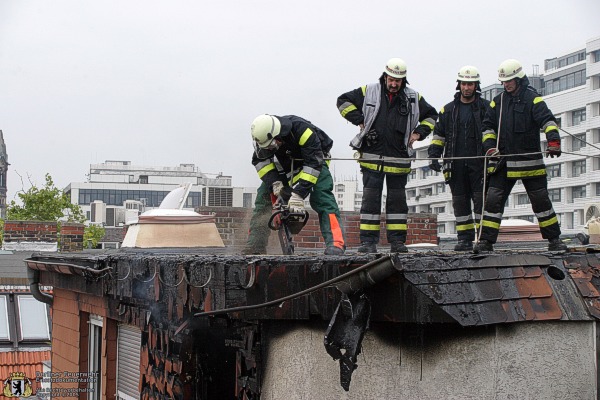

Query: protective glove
<box><xmin>287</xmin><ymin>192</ymin><xmax>305</xmax><ymax>214</ymax></box>
<box><xmin>278</xmin><ymin>186</ymin><xmax>292</xmax><ymax>202</ymax></box>
<box><xmin>546</xmin><ymin>140</ymin><xmax>561</xmax><ymax>158</ymax></box>
<box><xmin>365</xmin><ymin>129</ymin><xmax>378</xmax><ymax>147</ymax></box>
<box><xmin>429</xmin><ymin>159</ymin><xmax>442</xmax><ymax>172</ymax></box>
<box><xmin>485</xmin><ymin>148</ymin><xmax>500</xmax><ymax>175</ymax></box>
<box><xmin>272</xmin><ymin>181</ymin><xmax>284</xmax><ymax>197</ymax></box>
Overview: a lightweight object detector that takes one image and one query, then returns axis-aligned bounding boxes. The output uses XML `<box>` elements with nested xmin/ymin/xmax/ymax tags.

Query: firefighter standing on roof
<box><xmin>475</xmin><ymin>59</ymin><xmax>567</xmax><ymax>253</ymax></box>
<box><xmin>336</xmin><ymin>58</ymin><xmax>438</xmax><ymax>253</ymax></box>
<box><xmin>428</xmin><ymin>66</ymin><xmax>489</xmax><ymax>251</ymax></box>
<box><xmin>243</xmin><ymin>114</ymin><xmax>346</xmax><ymax>255</ymax></box>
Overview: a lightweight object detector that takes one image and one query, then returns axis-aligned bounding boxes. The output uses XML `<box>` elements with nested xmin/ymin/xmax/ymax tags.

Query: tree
<box><xmin>84</xmin><ymin>224</ymin><xmax>106</xmax><ymax>249</ymax></box>
<box><xmin>7</xmin><ymin>173</ymin><xmax>85</xmax><ymax>222</ymax></box>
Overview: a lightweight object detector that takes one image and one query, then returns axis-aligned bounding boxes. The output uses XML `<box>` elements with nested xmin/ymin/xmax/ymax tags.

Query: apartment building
<box><xmin>333</xmin><ymin>178</ymin><xmax>362</xmax><ymax>212</ymax></box>
<box><xmin>407</xmin><ymin>36</ymin><xmax>600</xmax><ymax>238</ymax></box>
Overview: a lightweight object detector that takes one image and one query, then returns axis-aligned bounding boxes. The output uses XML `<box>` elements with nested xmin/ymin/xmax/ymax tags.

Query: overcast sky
<box><xmin>0</xmin><ymin>0</ymin><xmax>599</xmax><ymax>202</ymax></box>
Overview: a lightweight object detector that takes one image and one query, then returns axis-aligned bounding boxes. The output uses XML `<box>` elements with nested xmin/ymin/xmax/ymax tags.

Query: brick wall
<box><xmin>51</xmin><ymin>289</ymin><xmax>82</xmax><ymax>395</ymax></box>
<box><xmin>60</xmin><ymin>223</ymin><xmax>85</xmax><ymax>252</ymax></box>
<box><xmin>51</xmin><ymin>288</ymin><xmax>116</xmax><ymax>400</ymax></box>
<box><xmin>198</xmin><ymin>207</ymin><xmax>437</xmax><ymax>253</ymax></box>
<box><xmin>2</xmin><ymin>220</ymin><xmax>85</xmax><ymax>252</ymax></box>
<box><xmin>3</xmin><ymin>220</ymin><xmax>58</xmax><ymax>243</ymax></box>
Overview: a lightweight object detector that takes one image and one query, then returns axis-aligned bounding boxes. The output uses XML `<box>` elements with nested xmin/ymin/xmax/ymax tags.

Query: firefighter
<box><xmin>337</xmin><ymin>58</ymin><xmax>438</xmax><ymax>253</ymax></box>
<box><xmin>428</xmin><ymin>66</ymin><xmax>490</xmax><ymax>251</ymax></box>
<box><xmin>242</xmin><ymin>114</ymin><xmax>346</xmax><ymax>255</ymax></box>
<box><xmin>474</xmin><ymin>59</ymin><xmax>567</xmax><ymax>253</ymax></box>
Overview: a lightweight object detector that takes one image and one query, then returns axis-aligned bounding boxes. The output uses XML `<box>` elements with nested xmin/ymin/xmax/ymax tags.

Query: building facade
<box><xmin>408</xmin><ymin>36</ymin><xmax>600</xmax><ymax>239</ymax></box>
<box><xmin>332</xmin><ymin>178</ymin><xmax>362</xmax><ymax>212</ymax></box>
<box><xmin>65</xmin><ymin>160</ymin><xmax>253</xmax><ymax>228</ymax></box>
<box><xmin>0</xmin><ymin>130</ymin><xmax>8</xmax><ymax>219</ymax></box>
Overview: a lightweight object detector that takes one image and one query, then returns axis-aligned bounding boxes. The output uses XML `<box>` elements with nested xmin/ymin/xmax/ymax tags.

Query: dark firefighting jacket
<box><xmin>481</xmin><ymin>76</ymin><xmax>560</xmax><ymax>179</ymax></box>
<box><xmin>428</xmin><ymin>92</ymin><xmax>490</xmax><ymax>181</ymax></box>
<box><xmin>337</xmin><ymin>75</ymin><xmax>438</xmax><ymax>174</ymax></box>
<box><xmin>252</xmin><ymin>115</ymin><xmax>333</xmax><ymax>199</ymax></box>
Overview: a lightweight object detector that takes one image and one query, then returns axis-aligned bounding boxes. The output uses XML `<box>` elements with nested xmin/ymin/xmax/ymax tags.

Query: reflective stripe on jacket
<box><xmin>481</xmin><ymin>76</ymin><xmax>559</xmax><ymax>179</ymax></box>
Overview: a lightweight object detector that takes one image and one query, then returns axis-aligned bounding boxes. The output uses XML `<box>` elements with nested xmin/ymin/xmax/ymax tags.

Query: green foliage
<box><xmin>7</xmin><ymin>174</ymin><xmax>85</xmax><ymax>223</ymax></box>
<box><xmin>84</xmin><ymin>224</ymin><xmax>106</xmax><ymax>249</ymax></box>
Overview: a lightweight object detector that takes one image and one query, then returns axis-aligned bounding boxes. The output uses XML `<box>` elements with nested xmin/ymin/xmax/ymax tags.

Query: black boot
<box><xmin>241</xmin><ymin>246</ymin><xmax>266</xmax><ymax>255</ymax></box>
<box><xmin>473</xmin><ymin>240</ymin><xmax>494</xmax><ymax>253</ymax></box>
<box><xmin>390</xmin><ymin>242</ymin><xmax>408</xmax><ymax>253</ymax></box>
<box><xmin>357</xmin><ymin>242</ymin><xmax>377</xmax><ymax>254</ymax></box>
<box><xmin>548</xmin><ymin>237</ymin><xmax>568</xmax><ymax>252</ymax></box>
<box><xmin>454</xmin><ymin>240</ymin><xmax>473</xmax><ymax>251</ymax></box>
<box><xmin>325</xmin><ymin>246</ymin><xmax>345</xmax><ymax>255</ymax></box>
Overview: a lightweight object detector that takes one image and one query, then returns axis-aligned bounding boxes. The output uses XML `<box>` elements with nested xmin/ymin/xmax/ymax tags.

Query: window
<box><xmin>547</xmin><ymin>164</ymin><xmax>561</xmax><ymax>178</ymax></box>
<box><xmin>517</xmin><ymin>215</ymin><xmax>534</xmax><ymax>223</ymax></box>
<box><xmin>435</xmin><ymin>183</ymin><xmax>445</xmax><ymax>194</ymax></box>
<box><xmin>449</xmin><ymin>221</ymin><xmax>456</xmax><ymax>234</ymax></box>
<box><xmin>204</xmin><ymin>187</ymin><xmax>233</xmax><ymax>207</ymax></box>
<box><xmin>242</xmin><ymin>193</ymin><xmax>253</xmax><ymax>209</ymax></box>
<box><xmin>0</xmin><ymin>297</ymin><xmax>9</xmax><ymax>340</ymax></box>
<box><xmin>572</xmin><ymin>108</ymin><xmax>586</xmax><ymax>126</ymax></box>
<box><xmin>18</xmin><ymin>296</ymin><xmax>50</xmax><ymax>340</ymax></box>
<box><xmin>592</xmin><ymin>102</ymin><xmax>600</xmax><ymax>117</ymax></box>
<box><xmin>572</xmin><ymin>185</ymin><xmax>587</xmax><ymax>200</ymax></box>
<box><xmin>577</xmin><ymin>209</ymin><xmax>585</xmax><ymax>226</ymax></box>
<box><xmin>407</xmin><ymin>189</ymin><xmax>416</xmax><ymax>198</ymax></box>
<box><xmin>433</xmin><ymin>206</ymin><xmax>446</xmax><ymax>214</ymax></box>
<box><xmin>572</xmin><ymin>133</ymin><xmax>586</xmax><ymax>151</ymax></box>
<box><xmin>0</xmin><ymin>294</ymin><xmax>50</xmax><ymax>344</ymax></box>
<box><xmin>409</xmin><ymin>170</ymin><xmax>417</xmax><ymax>180</ymax></box>
<box><xmin>597</xmin><ymin>183</ymin><xmax>600</xmax><ymax>196</ymax></box>
<box><xmin>420</xmin><ymin>187</ymin><xmax>433</xmax><ymax>197</ymax></box>
<box><xmin>572</xmin><ymin>160</ymin><xmax>586</xmax><ymax>177</ymax></box>
<box><xmin>117</xmin><ymin>325</ymin><xmax>141</xmax><ymax>400</ymax></box>
<box><xmin>139</xmin><ymin>175</ymin><xmax>148</xmax><ymax>184</ymax></box>
<box><xmin>422</xmin><ymin>167</ymin><xmax>435</xmax><ymax>178</ymax></box>
<box><xmin>88</xmin><ymin>315</ymin><xmax>103</xmax><ymax>400</ymax></box>
<box><xmin>549</xmin><ymin>188</ymin><xmax>561</xmax><ymax>202</ymax></box>
<box><xmin>517</xmin><ymin>194</ymin><xmax>530</xmax><ymax>205</ymax></box>
<box><xmin>565</xmin><ymin>212</ymin><xmax>574</xmax><ymax>229</ymax></box>
<box><xmin>335</xmin><ymin>184</ymin><xmax>345</xmax><ymax>192</ymax></box>
<box><xmin>592</xmin><ymin>49</ymin><xmax>600</xmax><ymax>63</ymax></box>
<box><xmin>437</xmin><ymin>224</ymin><xmax>446</xmax><ymax>234</ymax></box>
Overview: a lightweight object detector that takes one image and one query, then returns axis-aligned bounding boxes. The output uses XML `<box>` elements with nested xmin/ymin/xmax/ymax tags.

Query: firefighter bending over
<box><xmin>428</xmin><ymin>66</ymin><xmax>490</xmax><ymax>251</ymax></box>
<box><xmin>242</xmin><ymin>114</ymin><xmax>346</xmax><ymax>255</ymax></box>
<box><xmin>475</xmin><ymin>59</ymin><xmax>567</xmax><ymax>253</ymax></box>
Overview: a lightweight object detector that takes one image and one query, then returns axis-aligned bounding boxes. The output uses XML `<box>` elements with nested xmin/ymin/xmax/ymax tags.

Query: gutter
<box><xmin>27</xmin><ymin>267</ymin><xmax>53</xmax><ymax>306</ymax></box>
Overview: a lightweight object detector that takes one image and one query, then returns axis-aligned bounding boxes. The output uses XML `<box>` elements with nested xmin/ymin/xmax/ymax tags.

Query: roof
<box><xmin>23</xmin><ymin>247</ymin><xmax>600</xmax><ymax>328</ymax></box>
<box><xmin>0</xmin><ymin>349</ymin><xmax>51</xmax><ymax>393</ymax></box>
<box><xmin>401</xmin><ymin>252</ymin><xmax>591</xmax><ymax>326</ymax></box>
<box><xmin>0</xmin><ymin>251</ymin><xmax>34</xmax><ymax>285</ymax></box>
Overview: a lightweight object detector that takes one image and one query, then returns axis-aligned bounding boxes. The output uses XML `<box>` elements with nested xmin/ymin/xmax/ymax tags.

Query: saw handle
<box><xmin>268</xmin><ymin>209</ymin><xmax>309</xmax><ymax>232</ymax></box>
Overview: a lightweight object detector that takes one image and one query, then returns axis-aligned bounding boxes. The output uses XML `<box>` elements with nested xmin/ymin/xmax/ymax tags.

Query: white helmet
<box><xmin>498</xmin><ymin>59</ymin><xmax>525</xmax><ymax>82</ymax></box>
<box><xmin>457</xmin><ymin>65</ymin><xmax>480</xmax><ymax>82</ymax></box>
<box><xmin>251</xmin><ymin>115</ymin><xmax>281</xmax><ymax>148</ymax></box>
<box><xmin>384</xmin><ymin>58</ymin><xmax>407</xmax><ymax>79</ymax></box>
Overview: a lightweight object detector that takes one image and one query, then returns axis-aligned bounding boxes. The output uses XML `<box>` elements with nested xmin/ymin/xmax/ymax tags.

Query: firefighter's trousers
<box><xmin>479</xmin><ymin>167</ymin><xmax>561</xmax><ymax>244</ymax></box>
<box><xmin>359</xmin><ymin>169</ymin><xmax>408</xmax><ymax>245</ymax></box>
<box><xmin>449</xmin><ymin>160</ymin><xmax>484</xmax><ymax>242</ymax></box>
<box><xmin>246</xmin><ymin>165</ymin><xmax>345</xmax><ymax>252</ymax></box>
